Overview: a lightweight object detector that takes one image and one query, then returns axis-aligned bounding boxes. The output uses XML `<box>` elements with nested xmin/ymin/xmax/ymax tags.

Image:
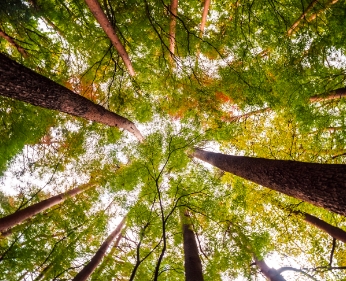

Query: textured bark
<box><xmin>287</xmin><ymin>0</ymin><xmax>319</xmax><ymax>36</ymax></box>
<box><xmin>0</xmin><ymin>183</ymin><xmax>95</xmax><ymax>232</ymax></box>
<box><xmin>169</xmin><ymin>0</ymin><xmax>178</xmax><ymax>62</ymax></box>
<box><xmin>84</xmin><ymin>0</ymin><xmax>135</xmax><ymax>76</ymax></box>
<box><xmin>200</xmin><ymin>0</ymin><xmax>211</xmax><ymax>34</ymax></box>
<box><xmin>183</xmin><ymin>222</ymin><xmax>204</xmax><ymax>281</ymax></box>
<box><xmin>293</xmin><ymin>211</ymin><xmax>346</xmax><ymax>243</ymax></box>
<box><xmin>73</xmin><ymin>217</ymin><xmax>126</xmax><ymax>281</ymax></box>
<box><xmin>0</xmin><ymin>29</ymin><xmax>28</xmax><ymax>57</ymax></box>
<box><xmin>0</xmin><ymin>53</ymin><xmax>143</xmax><ymax>141</ymax></box>
<box><xmin>254</xmin><ymin>256</ymin><xmax>286</xmax><ymax>281</ymax></box>
<box><xmin>192</xmin><ymin>149</ymin><xmax>346</xmax><ymax>216</ymax></box>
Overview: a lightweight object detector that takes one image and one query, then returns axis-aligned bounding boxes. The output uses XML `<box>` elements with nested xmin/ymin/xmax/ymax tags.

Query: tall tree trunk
<box><xmin>309</xmin><ymin>87</ymin><xmax>346</xmax><ymax>102</ymax></box>
<box><xmin>287</xmin><ymin>0</ymin><xmax>319</xmax><ymax>36</ymax></box>
<box><xmin>192</xmin><ymin>149</ymin><xmax>346</xmax><ymax>216</ymax></box>
<box><xmin>307</xmin><ymin>0</ymin><xmax>339</xmax><ymax>21</ymax></box>
<box><xmin>182</xmin><ymin>212</ymin><xmax>204</xmax><ymax>281</ymax></box>
<box><xmin>200</xmin><ymin>0</ymin><xmax>211</xmax><ymax>35</ymax></box>
<box><xmin>291</xmin><ymin>210</ymin><xmax>346</xmax><ymax>243</ymax></box>
<box><xmin>94</xmin><ymin>232</ymin><xmax>123</xmax><ymax>275</ymax></box>
<box><xmin>0</xmin><ymin>182</ymin><xmax>95</xmax><ymax>232</ymax></box>
<box><xmin>84</xmin><ymin>0</ymin><xmax>135</xmax><ymax>76</ymax></box>
<box><xmin>254</xmin><ymin>256</ymin><xmax>286</xmax><ymax>281</ymax></box>
<box><xmin>0</xmin><ymin>53</ymin><xmax>143</xmax><ymax>141</ymax></box>
<box><xmin>0</xmin><ymin>29</ymin><xmax>28</xmax><ymax>57</ymax></box>
<box><xmin>169</xmin><ymin>0</ymin><xmax>178</xmax><ymax>64</ymax></box>
<box><xmin>73</xmin><ymin>217</ymin><xmax>126</xmax><ymax>281</ymax></box>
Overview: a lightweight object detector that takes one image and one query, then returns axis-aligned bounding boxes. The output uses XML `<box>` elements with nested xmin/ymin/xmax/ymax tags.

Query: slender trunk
<box><xmin>73</xmin><ymin>217</ymin><xmax>126</xmax><ymax>281</ymax></box>
<box><xmin>293</xmin><ymin>211</ymin><xmax>346</xmax><ymax>243</ymax></box>
<box><xmin>192</xmin><ymin>149</ymin><xmax>346</xmax><ymax>216</ymax></box>
<box><xmin>254</xmin><ymin>256</ymin><xmax>286</xmax><ymax>281</ymax></box>
<box><xmin>307</xmin><ymin>0</ymin><xmax>339</xmax><ymax>22</ymax></box>
<box><xmin>200</xmin><ymin>0</ymin><xmax>211</xmax><ymax>34</ymax></box>
<box><xmin>182</xmin><ymin>212</ymin><xmax>204</xmax><ymax>281</ymax></box>
<box><xmin>0</xmin><ymin>29</ymin><xmax>28</xmax><ymax>57</ymax></box>
<box><xmin>94</xmin><ymin>233</ymin><xmax>123</xmax><ymax>275</ymax></box>
<box><xmin>84</xmin><ymin>0</ymin><xmax>135</xmax><ymax>76</ymax></box>
<box><xmin>169</xmin><ymin>0</ymin><xmax>178</xmax><ymax>63</ymax></box>
<box><xmin>287</xmin><ymin>0</ymin><xmax>319</xmax><ymax>36</ymax></box>
<box><xmin>0</xmin><ymin>182</ymin><xmax>95</xmax><ymax>232</ymax></box>
<box><xmin>0</xmin><ymin>53</ymin><xmax>143</xmax><ymax>141</ymax></box>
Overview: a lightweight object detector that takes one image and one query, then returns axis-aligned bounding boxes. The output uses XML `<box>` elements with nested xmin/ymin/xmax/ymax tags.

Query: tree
<box><xmin>253</xmin><ymin>256</ymin><xmax>286</xmax><ymax>281</ymax></box>
<box><xmin>84</xmin><ymin>0</ymin><xmax>135</xmax><ymax>76</ymax></box>
<box><xmin>73</xmin><ymin>217</ymin><xmax>126</xmax><ymax>281</ymax></box>
<box><xmin>2</xmin><ymin>0</ymin><xmax>346</xmax><ymax>280</ymax></box>
<box><xmin>192</xmin><ymin>149</ymin><xmax>346</xmax><ymax>216</ymax></box>
<box><xmin>0</xmin><ymin>53</ymin><xmax>143</xmax><ymax>141</ymax></box>
<box><xmin>0</xmin><ymin>182</ymin><xmax>96</xmax><ymax>233</ymax></box>
<box><xmin>182</xmin><ymin>211</ymin><xmax>204</xmax><ymax>281</ymax></box>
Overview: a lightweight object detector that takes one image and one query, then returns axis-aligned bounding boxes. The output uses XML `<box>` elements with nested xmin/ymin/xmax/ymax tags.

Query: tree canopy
<box><xmin>1</xmin><ymin>0</ymin><xmax>346</xmax><ymax>280</ymax></box>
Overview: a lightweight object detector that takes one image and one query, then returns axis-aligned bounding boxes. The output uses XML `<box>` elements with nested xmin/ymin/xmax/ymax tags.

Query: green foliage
<box><xmin>1</xmin><ymin>0</ymin><xmax>346</xmax><ymax>280</ymax></box>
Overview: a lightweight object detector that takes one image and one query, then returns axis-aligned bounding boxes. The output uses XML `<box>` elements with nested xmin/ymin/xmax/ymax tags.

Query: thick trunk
<box><xmin>287</xmin><ymin>0</ymin><xmax>319</xmax><ymax>36</ymax></box>
<box><xmin>183</xmin><ymin>219</ymin><xmax>204</xmax><ymax>281</ymax></box>
<box><xmin>84</xmin><ymin>0</ymin><xmax>135</xmax><ymax>76</ymax></box>
<box><xmin>169</xmin><ymin>0</ymin><xmax>178</xmax><ymax>62</ymax></box>
<box><xmin>0</xmin><ymin>182</ymin><xmax>94</xmax><ymax>232</ymax></box>
<box><xmin>192</xmin><ymin>149</ymin><xmax>346</xmax><ymax>216</ymax></box>
<box><xmin>309</xmin><ymin>87</ymin><xmax>346</xmax><ymax>102</ymax></box>
<box><xmin>0</xmin><ymin>29</ymin><xmax>28</xmax><ymax>57</ymax></box>
<box><xmin>0</xmin><ymin>53</ymin><xmax>143</xmax><ymax>141</ymax></box>
<box><xmin>294</xmin><ymin>211</ymin><xmax>346</xmax><ymax>243</ymax></box>
<box><xmin>73</xmin><ymin>217</ymin><xmax>126</xmax><ymax>281</ymax></box>
<box><xmin>200</xmin><ymin>0</ymin><xmax>211</xmax><ymax>34</ymax></box>
<box><xmin>254</xmin><ymin>256</ymin><xmax>286</xmax><ymax>281</ymax></box>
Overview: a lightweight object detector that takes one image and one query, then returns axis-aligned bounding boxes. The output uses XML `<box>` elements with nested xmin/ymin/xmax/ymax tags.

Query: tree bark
<box><xmin>182</xmin><ymin>213</ymin><xmax>204</xmax><ymax>281</ymax></box>
<box><xmin>254</xmin><ymin>256</ymin><xmax>286</xmax><ymax>281</ymax></box>
<box><xmin>287</xmin><ymin>0</ymin><xmax>319</xmax><ymax>36</ymax></box>
<box><xmin>0</xmin><ymin>29</ymin><xmax>28</xmax><ymax>57</ymax></box>
<box><xmin>307</xmin><ymin>0</ymin><xmax>339</xmax><ymax>21</ymax></box>
<box><xmin>72</xmin><ymin>217</ymin><xmax>126</xmax><ymax>281</ymax></box>
<box><xmin>169</xmin><ymin>0</ymin><xmax>178</xmax><ymax>63</ymax></box>
<box><xmin>192</xmin><ymin>149</ymin><xmax>346</xmax><ymax>216</ymax></box>
<box><xmin>0</xmin><ymin>53</ymin><xmax>143</xmax><ymax>141</ymax></box>
<box><xmin>292</xmin><ymin>210</ymin><xmax>346</xmax><ymax>243</ymax></box>
<box><xmin>200</xmin><ymin>0</ymin><xmax>211</xmax><ymax>34</ymax></box>
<box><xmin>0</xmin><ymin>182</ymin><xmax>95</xmax><ymax>232</ymax></box>
<box><xmin>309</xmin><ymin>87</ymin><xmax>346</xmax><ymax>102</ymax></box>
<box><xmin>84</xmin><ymin>0</ymin><xmax>135</xmax><ymax>76</ymax></box>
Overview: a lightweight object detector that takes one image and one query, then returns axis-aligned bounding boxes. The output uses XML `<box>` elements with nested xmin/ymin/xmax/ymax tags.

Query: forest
<box><xmin>1</xmin><ymin>0</ymin><xmax>346</xmax><ymax>280</ymax></box>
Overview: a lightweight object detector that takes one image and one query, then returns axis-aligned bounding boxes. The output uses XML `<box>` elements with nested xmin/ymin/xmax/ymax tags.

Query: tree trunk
<box><xmin>72</xmin><ymin>217</ymin><xmax>126</xmax><ymax>281</ymax></box>
<box><xmin>84</xmin><ymin>0</ymin><xmax>135</xmax><ymax>76</ymax></box>
<box><xmin>254</xmin><ymin>256</ymin><xmax>286</xmax><ymax>281</ymax></box>
<box><xmin>0</xmin><ymin>182</ymin><xmax>95</xmax><ymax>232</ymax></box>
<box><xmin>0</xmin><ymin>53</ymin><xmax>143</xmax><ymax>141</ymax></box>
<box><xmin>292</xmin><ymin>210</ymin><xmax>346</xmax><ymax>243</ymax></box>
<box><xmin>169</xmin><ymin>0</ymin><xmax>178</xmax><ymax>63</ymax></box>
<box><xmin>307</xmin><ymin>0</ymin><xmax>339</xmax><ymax>22</ymax></box>
<box><xmin>200</xmin><ymin>0</ymin><xmax>211</xmax><ymax>34</ymax></box>
<box><xmin>309</xmin><ymin>87</ymin><xmax>346</xmax><ymax>102</ymax></box>
<box><xmin>182</xmin><ymin>213</ymin><xmax>204</xmax><ymax>281</ymax></box>
<box><xmin>192</xmin><ymin>149</ymin><xmax>346</xmax><ymax>216</ymax></box>
<box><xmin>287</xmin><ymin>0</ymin><xmax>319</xmax><ymax>36</ymax></box>
<box><xmin>0</xmin><ymin>29</ymin><xmax>28</xmax><ymax>57</ymax></box>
